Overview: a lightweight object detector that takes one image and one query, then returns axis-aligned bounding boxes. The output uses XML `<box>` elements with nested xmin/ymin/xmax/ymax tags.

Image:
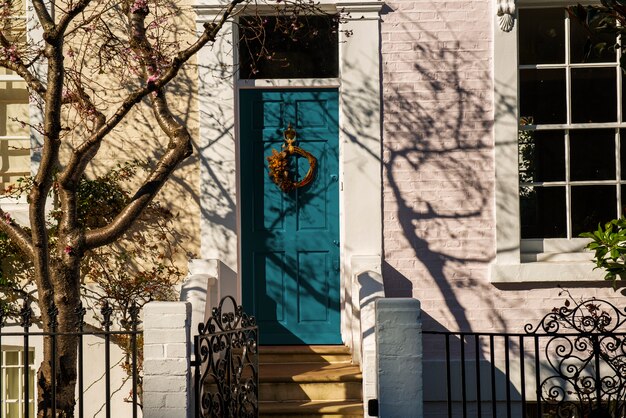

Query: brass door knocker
<box><xmin>266</xmin><ymin>124</ymin><xmax>317</xmax><ymax>192</ymax></box>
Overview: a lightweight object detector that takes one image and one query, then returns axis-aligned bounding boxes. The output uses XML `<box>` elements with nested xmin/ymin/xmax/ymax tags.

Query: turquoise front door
<box><xmin>240</xmin><ymin>89</ymin><xmax>341</xmax><ymax>345</ymax></box>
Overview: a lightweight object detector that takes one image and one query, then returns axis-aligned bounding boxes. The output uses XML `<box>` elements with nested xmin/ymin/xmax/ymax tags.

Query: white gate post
<box><xmin>143</xmin><ymin>301</ymin><xmax>192</xmax><ymax>418</ymax></box>
<box><xmin>376</xmin><ymin>298</ymin><xmax>423</xmax><ymax>418</ymax></box>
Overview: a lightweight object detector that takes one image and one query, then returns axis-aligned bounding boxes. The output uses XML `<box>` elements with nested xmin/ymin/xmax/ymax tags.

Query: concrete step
<box><xmin>260</xmin><ymin>380</ymin><xmax>362</xmax><ymax>402</ymax></box>
<box><xmin>259</xmin><ymin>345</ymin><xmax>352</xmax><ymax>364</ymax></box>
<box><xmin>258</xmin><ymin>346</ymin><xmax>362</xmax><ymax>417</ymax></box>
<box><xmin>259</xmin><ymin>400</ymin><xmax>363</xmax><ymax>417</ymax></box>
<box><xmin>260</xmin><ymin>362</ymin><xmax>362</xmax><ymax>383</ymax></box>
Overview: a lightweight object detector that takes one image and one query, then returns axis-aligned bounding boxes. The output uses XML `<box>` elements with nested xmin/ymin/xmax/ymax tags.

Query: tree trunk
<box><xmin>37</xmin><ymin>261</ymin><xmax>81</xmax><ymax>418</ymax></box>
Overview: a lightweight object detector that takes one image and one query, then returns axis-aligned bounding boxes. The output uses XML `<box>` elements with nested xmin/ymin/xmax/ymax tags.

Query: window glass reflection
<box><xmin>520</xmin><ymin>186</ymin><xmax>566</xmax><ymax>238</ymax></box>
<box><xmin>520</xmin><ymin>69</ymin><xmax>566</xmax><ymax>125</ymax></box>
<box><xmin>519</xmin><ymin>8</ymin><xmax>565</xmax><ymax>65</ymax></box>
<box><xmin>571</xmin><ymin>185</ymin><xmax>617</xmax><ymax>235</ymax></box>
<box><xmin>519</xmin><ymin>130</ymin><xmax>565</xmax><ymax>183</ymax></box>
<box><xmin>570</xmin><ymin>129</ymin><xmax>615</xmax><ymax>181</ymax></box>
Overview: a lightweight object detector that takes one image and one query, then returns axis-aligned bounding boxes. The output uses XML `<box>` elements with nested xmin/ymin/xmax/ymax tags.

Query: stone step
<box><xmin>259</xmin><ymin>381</ymin><xmax>362</xmax><ymax>402</ymax></box>
<box><xmin>259</xmin><ymin>400</ymin><xmax>363</xmax><ymax>417</ymax></box>
<box><xmin>259</xmin><ymin>345</ymin><xmax>352</xmax><ymax>364</ymax></box>
<box><xmin>260</xmin><ymin>362</ymin><xmax>362</xmax><ymax>382</ymax></box>
<box><xmin>258</xmin><ymin>346</ymin><xmax>362</xmax><ymax>418</ymax></box>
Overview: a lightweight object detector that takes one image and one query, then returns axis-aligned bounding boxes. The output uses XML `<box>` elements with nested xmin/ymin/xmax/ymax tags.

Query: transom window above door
<box><xmin>238</xmin><ymin>15</ymin><xmax>339</xmax><ymax>79</ymax></box>
<box><xmin>518</xmin><ymin>7</ymin><xmax>626</xmax><ymax>239</ymax></box>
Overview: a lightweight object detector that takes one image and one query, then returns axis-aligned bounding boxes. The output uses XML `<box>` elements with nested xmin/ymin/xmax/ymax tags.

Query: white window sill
<box><xmin>491</xmin><ymin>238</ymin><xmax>608</xmax><ymax>283</ymax></box>
<box><xmin>490</xmin><ymin>259</ymin><xmax>606</xmax><ymax>283</ymax></box>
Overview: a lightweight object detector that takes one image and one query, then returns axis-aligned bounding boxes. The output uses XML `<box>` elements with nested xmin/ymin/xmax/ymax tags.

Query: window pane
<box><xmin>28</xmin><ymin>368</ymin><xmax>34</xmax><ymax>396</ymax></box>
<box><xmin>7</xmin><ymin>402</ymin><xmax>18</xmax><ymax>418</ymax></box>
<box><xmin>520</xmin><ymin>69</ymin><xmax>566</xmax><ymax>125</ymax></box>
<box><xmin>571</xmin><ymin>68</ymin><xmax>617</xmax><ymax>123</ymax></box>
<box><xmin>0</xmin><ymin>78</ymin><xmax>31</xmax><ymax>192</ymax></box>
<box><xmin>570</xmin><ymin>18</ymin><xmax>617</xmax><ymax>64</ymax></box>
<box><xmin>572</xmin><ymin>185</ymin><xmax>617</xmax><ymax>235</ymax></box>
<box><xmin>6</xmin><ymin>367</ymin><xmax>19</xmax><ymax>399</ymax></box>
<box><xmin>570</xmin><ymin>129</ymin><xmax>615</xmax><ymax>181</ymax></box>
<box><xmin>519</xmin><ymin>130</ymin><xmax>565</xmax><ymax>182</ymax></box>
<box><xmin>519</xmin><ymin>8</ymin><xmax>565</xmax><ymax>65</ymax></box>
<box><xmin>620</xmin><ymin>130</ymin><xmax>626</xmax><ymax>170</ymax></box>
<box><xmin>5</xmin><ymin>352</ymin><xmax>18</xmax><ymax>366</ymax></box>
<box><xmin>239</xmin><ymin>15</ymin><xmax>339</xmax><ymax>79</ymax></box>
<box><xmin>520</xmin><ymin>186</ymin><xmax>566</xmax><ymax>238</ymax></box>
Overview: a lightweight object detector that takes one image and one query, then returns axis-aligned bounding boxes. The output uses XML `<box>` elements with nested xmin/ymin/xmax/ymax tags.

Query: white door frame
<box><xmin>193</xmin><ymin>0</ymin><xmax>384</xmax><ymax>347</ymax></box>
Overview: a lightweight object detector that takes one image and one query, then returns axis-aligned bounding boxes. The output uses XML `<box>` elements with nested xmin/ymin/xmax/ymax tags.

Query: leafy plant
<box><xmin>1</xmin><ymin>161</ymin><xmax>186</xmax><ymax>310</ymax></box>
<box><xmin>567</xmin><ymin>2</ymin><xmax>626</xmax><ymax>67</ymax></box>
<box><xmin>0</xmin><ymin>161</ymin><xmax>189</xmax><ymax>404</ymax></box>
<box><xmin>580</xmin><ymin>218</ymin><xmax>626</xmax><ymax>284</ymax></box>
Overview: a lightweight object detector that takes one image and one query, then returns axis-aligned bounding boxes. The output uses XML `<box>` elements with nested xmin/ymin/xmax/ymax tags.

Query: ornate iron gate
<box><xmin>192</xmin><ymin>296</ymin><xmax>258</xmax><ymax>418</ymax></box>
<box><xmin>525</xmin><ymin>298</ymin><xmax>626</xmax><ymax>417</ymax></box>
<box><xmin>423</xmin><ymin>298</ymin><xmax>626</xmax><ymax>417</ymax></box>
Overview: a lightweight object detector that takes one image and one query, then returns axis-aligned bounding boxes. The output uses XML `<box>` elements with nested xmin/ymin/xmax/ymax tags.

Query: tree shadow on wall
<box><xmin>341</xmin><ymin>5</ymin><xmax>513</xmax><ymax>334</ymax></box>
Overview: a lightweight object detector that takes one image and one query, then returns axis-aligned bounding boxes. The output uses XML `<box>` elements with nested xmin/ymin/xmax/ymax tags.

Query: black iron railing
<box><xmin>0</xmin><ymin>299</ymin><xmax>142</xmax><ymax>418</ymax></box>
<box><xmin>423</xmin><ymin>298</ymin><xmax>626</xmax><ymax>418</ymax></box>
<box><xmin>192</xmin><ymin>295</ymin><xmax>258</xmax><ymax>418</ymax></box>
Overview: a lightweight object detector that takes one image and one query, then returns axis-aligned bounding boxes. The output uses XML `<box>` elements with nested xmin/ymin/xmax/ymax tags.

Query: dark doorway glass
<box><xmin>239</xmin><ymin>15</ymin><xmax>339</xmax><ymax>79</ymax></box>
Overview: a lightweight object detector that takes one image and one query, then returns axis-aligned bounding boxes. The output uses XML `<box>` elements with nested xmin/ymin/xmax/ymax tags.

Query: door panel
<box><xmin>240</xmin><ymin>89</ymin><xmax>340</xmax><ymax>345</ymax></box>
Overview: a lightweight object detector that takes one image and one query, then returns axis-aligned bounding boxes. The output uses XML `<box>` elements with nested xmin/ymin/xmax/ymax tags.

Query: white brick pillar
<box><xmin>143</xmin><ymin>301</ymin><xmax>192</xmax><ymax>418</ymax></box>
<box><xmin>376</xmin><ymin>298</ymin><xmax>423</xmax><ymax>418</ymax></box>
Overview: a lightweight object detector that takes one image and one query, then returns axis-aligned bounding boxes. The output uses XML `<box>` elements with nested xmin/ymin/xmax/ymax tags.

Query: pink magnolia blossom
<box><xmin>130</xmin><ymin>0</ymin><xmax>148</xmax><ymax>13</ymax></box>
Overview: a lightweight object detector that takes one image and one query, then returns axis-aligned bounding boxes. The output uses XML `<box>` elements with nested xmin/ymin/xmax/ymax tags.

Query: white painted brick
<box><xmin>142</xmin><ymin>408</ymin><xmax>186</xmax><ymax>418</ymax></box>
<box><xmin>165</xmin><ymin>343</ymin><xmax>190</xmax><ymax>359</ymax></box>
<box><xmin>143</xmin><ymin>301</ymin><xmax>192</xmax><ymax>417</ymax></box>
<box><xmin>144</xmin><ymin>301</ymin><xmax>191</xmax><ymax>316</ymax></box>
<box><xmin>144</xmin><ymin>329</ymin><xmax>188</xmax><ymax>345</ymax></box>
<box><xmin>143</xmin><ymin>344</ymin><xmax>165</xmax><ymax>359</ymax></box>
<box><xmin>165</xmin><ymin>392</ymin><xmax>189</xmax><ymax>408</ymax></box>
<box><xmin>144</xmin><ymin>359</ymin><xmax>189</xmax><ymax>376</ymax></box>
<box><xmin>143</xmin><ymin>376</ymin><xmax>187</xmax><ymax>393</ymax></box>
<box><xmin>144</xmin><ymin>313</ymin><xmax>190</xmax><ymax>331</ymax></box>
<box><xmin>142</xmin><ymin>392</ymin><xmax>165</xmax><ymax>409</ymax></box>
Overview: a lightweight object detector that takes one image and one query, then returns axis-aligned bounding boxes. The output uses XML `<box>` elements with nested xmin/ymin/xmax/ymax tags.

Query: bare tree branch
<box><xmin>31</xmin><ymin>0</ymin><xmax>55</xmax><ymax>32</ymax></box>
<box><xmin>0</xmin><ymin>209</ymin><xmax>34</xmax><ymax>258</ymax></box>
<box><xmin>56</xmin><ymin>0</ymin><xmax>94</xmax><ymax>36</ymax></box>
<box><xmin>60</xmin><ymin>0</ymin><xmax>244</xmax><ymax>227</ymax></box>
<box><xmin>82</xmin><ymin>0</ymin><xmax>246</xmax><ymax>250</ymax></box>
<box><xmin>83</xmin><ymin>116</ymin><xmax>190</xmax><ymax>249</ymax></box>
<box><xmin>0</xmin><ymin>31</ymin><xmax>47</xmax><ymax>96</ymax></box>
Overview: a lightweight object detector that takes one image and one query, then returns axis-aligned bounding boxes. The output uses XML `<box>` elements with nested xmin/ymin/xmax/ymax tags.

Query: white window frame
<box><xmin>491</xmin><ymin>1</ymin><xmax>610</xmax><ymax>282</ymax></box>
<box><xmin>1</xmin><ymin>346</ymin><xmax>35</xmax><ymax>418</ymax></box>
<box><xmin>0</xmin><ymin>0</ymin><xmax>44</xmax><ymax>226</ymax></box>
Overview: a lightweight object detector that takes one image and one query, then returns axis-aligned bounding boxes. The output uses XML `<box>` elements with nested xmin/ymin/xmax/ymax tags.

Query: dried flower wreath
<box><xmin>266</xmin><ymin>124</ymin><xmax>317</xmax><ymax>193</ymax></box>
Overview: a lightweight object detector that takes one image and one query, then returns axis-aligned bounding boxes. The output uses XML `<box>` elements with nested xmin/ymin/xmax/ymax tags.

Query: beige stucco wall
<box><xmin>59</xmin><ymin>0</ymin><xmax>203</xmax><ymax>272</ymax></box>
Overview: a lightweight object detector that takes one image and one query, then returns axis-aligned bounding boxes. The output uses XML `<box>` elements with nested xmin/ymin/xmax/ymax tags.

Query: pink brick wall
<box><xmin>380</xmin><ymin>0</ymin><xmax>624</xmax><ymax>335</ymax></box>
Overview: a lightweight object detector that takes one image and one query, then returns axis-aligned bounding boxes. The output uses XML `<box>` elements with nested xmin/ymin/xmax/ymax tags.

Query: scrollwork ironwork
<box><xmin>525</xmin><ymin>298</ymin><xmax>626</xmax><ymax>417</ymax></box>
<box><xmin>194</xmin><ymin>295</ymin><xmax>258</xmax><ymax>418</ymax></box>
